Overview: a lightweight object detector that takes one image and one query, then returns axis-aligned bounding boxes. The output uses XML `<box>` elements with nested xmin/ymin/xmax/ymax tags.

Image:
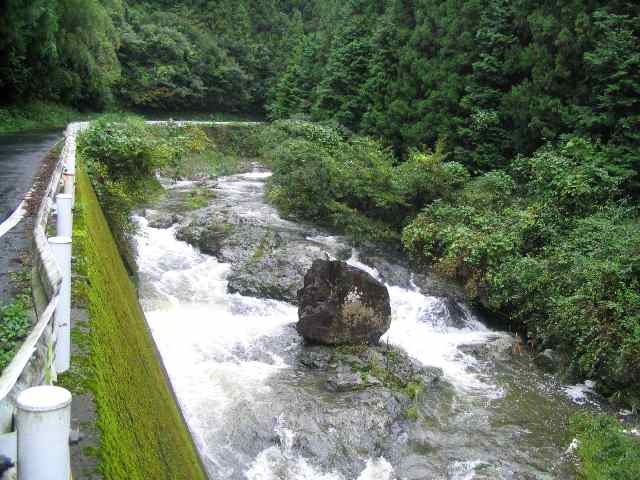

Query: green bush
<box><xmin>393</xmin><ymin>143</ymin><xmax>469</xmax><ymax>210</ymax></box>
<box><xmin>570</xmin><ymin>413</ymin><xmax>640</xmax><ymax>480</ymax></box>
<box><xmin>80</xmin><ymin>117</ymin><xmax>164</xmax><ymax>179</ymax></box>
<box><xmin>260</xmin><ymin>120</ymin><xmax>404</xmax><ymax>241</ymax></box>
<box><xmin>402</xmin><ymin>138</ymin><xmax>640</xmax><ymax>401</ymax></box>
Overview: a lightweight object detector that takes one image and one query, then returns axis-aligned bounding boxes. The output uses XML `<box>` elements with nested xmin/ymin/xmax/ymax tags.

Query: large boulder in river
<box><xmin>297</xmin><ymin>259</ymin><xmax>391</xmax><ymax>345</ymax></box>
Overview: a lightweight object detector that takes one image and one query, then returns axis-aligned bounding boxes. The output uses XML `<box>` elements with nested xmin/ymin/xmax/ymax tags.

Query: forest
<box><xmin>2</xmin><ymin>0</ymin><xmax>639</xmax><ymax>475</ymax></box>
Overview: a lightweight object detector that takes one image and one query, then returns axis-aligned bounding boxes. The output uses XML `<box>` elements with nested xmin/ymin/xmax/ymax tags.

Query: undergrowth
<box><xmin>571</xmin><ymin>413</ymin><xmax>640</xmax><ymax>479</ymax></box>
<box><xmin>0</xmin><ymin>102</ymin><xmax>84</xmax><ymax>133</ymax></box>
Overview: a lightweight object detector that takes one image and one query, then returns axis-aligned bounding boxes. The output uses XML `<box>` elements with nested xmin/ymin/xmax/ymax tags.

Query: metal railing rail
<box><xmin>0</xmin><ymin>122</ymin><xmax>87</xmax><ymax>401</ymax></box>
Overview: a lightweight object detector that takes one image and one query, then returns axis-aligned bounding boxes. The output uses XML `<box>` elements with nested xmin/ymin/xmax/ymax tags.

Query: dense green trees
<box><xmin>1</xmin><ymin>0</ymin><xmax>303</xmax><ymax>112</ymax></box>
<box><xmin>0</xmin><ymin>0</ymin><xmax>122</xmax><ymax>108</ymax></box>
<box><xmin>270</xmin><ymin>0</ymin><xmax>640</xmax><ymax>188</ymax></box>
<box><xmin>3</xmin><ymin>0</ymin><xmax>640</xmax><ymax>408</ymax></box>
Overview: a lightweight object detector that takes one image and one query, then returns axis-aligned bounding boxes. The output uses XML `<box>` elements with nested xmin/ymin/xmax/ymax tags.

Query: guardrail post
<box><xmin>63</xmin><ymin>169</ymin><xmax>74</xmax><ymax>199</ymax></box>
<box><xmin>63</xmin><ymin>134</ymin><xmax>76</xmax><ymax>205</ymax></box>
<box><xmin>56</xmin><ymin>194</ymin><xmax>73</xmax><ymax>238</ymax></box>
<box><xmin>48</xmin><ymin>237</ymin><xmax>72</xmax><ymax>373</ymax></box>
<box><xmin>16</xmin><ymin>386</ymin><xmax>72</xmax><ymax>480</ymax></box>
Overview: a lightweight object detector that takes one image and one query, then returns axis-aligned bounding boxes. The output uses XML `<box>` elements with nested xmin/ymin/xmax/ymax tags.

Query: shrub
<box><xmin>570</xmin><ymin>413</ymin><xmax>640</xmax><ymax>480</ymax></box>
<box><xmin>402</xmin><ymin>137</ymin><xmax>640</xmax><ymax>400</ymax></box>
<box><xmin>394</xmin><ymin>142</ymin><xmax>469</xmax><ymax>210</ymax></box>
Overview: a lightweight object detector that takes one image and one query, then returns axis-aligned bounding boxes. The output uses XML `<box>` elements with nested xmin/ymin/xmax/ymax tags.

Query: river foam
<box><xmin>134</xmin><ymin>169</ymin><xmax>591</xmax><ymax>479</ymax></box>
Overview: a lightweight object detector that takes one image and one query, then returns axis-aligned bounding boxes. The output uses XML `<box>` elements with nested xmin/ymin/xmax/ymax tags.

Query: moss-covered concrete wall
<box><xmin>74</xmin><ymin>166</ymin><xmax>208</xmax><ymax>480</ymax></box>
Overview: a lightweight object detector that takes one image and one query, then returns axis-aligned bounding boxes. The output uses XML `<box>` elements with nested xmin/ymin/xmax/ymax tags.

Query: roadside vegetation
<box><xmin>0</xmin><ymin>102</ymin><xmax>82</xmax><ymax>134</ymax></box>
<box><xmin>0</xmin><ymin>261</ymin><xmax>34</xmax><ymax>373</ymax></box>
<box><xmin>0</xmin><ymin>293</ymin><xmax>31</xmax><ymax>372</ymax></box>
<box><xmin>77</xmin><ymin>117</ymin><xmax>260</xmax><ymax>266</ymax></box>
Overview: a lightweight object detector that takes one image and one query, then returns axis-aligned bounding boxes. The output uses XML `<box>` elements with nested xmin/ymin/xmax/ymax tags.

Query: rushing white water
<box><xmin>134</xmin><ymin>170</ymin><xmax>588</xmax><ymax>479</ymax></box>
<box><xmin>346</xmin><ymin>250</ymin><xmax>505</xmax><ymax>398</ymax></box>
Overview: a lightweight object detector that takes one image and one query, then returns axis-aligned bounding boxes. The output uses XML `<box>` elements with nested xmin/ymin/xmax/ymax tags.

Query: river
<box><xmin>133</xmin><ymin>168</ymin><xmax>599</xmax><ymax>479</ymax></box>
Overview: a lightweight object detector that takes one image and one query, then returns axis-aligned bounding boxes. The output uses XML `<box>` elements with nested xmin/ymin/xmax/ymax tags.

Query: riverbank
<box><xmin>56</xmin><ymin>164</ymin><xmax>208</xmax><ymax>479</ymax></box>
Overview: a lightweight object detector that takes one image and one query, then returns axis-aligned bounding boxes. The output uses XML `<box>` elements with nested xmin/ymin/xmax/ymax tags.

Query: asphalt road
<box><xmin>0</xmin><ymin>130</ymin><xmax>61</xmax><ymax>301</ymax></box>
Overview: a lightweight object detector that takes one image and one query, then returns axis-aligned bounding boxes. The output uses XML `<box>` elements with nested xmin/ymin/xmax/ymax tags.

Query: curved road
<box><xmin>0</xmin><ymin>130</ymin><xmax>61</xmax><ymax>301</ymax></box>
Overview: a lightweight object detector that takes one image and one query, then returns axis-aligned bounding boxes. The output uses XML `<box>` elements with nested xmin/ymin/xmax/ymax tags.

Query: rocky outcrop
<box><xmin>144</xmin><ymin>209</ymin><xmax>182</xmax><ymax>229</ymax></box>
<box><xmin>296</xmin><ymin>259</ymin><xmax>391</xmax><ymax>345</ymax></box>
<box><xmin>533</xmin><ymin>348</ymin><xmax>562</xmax><ymax>373</ymax></box>
<box><xmin>296</xmin><ymin>346</ymin><xmax>444</xmax><ymax>394</ymax></box>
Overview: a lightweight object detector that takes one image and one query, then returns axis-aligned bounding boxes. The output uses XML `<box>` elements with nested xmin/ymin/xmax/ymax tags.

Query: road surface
<box><xmin>0</xmin><ymin>130</ymin><xmax>61</xmax><ymax>301</ymax></box>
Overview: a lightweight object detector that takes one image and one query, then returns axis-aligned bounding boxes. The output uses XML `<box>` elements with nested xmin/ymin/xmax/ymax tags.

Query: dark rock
<box><xmin>144</xmin><ymin>209</ymin><xmax>179</xmax><ymax>229</ymax></box>
<box><xmin>533</xmin><ymin>348</ymin><xmax>561</xmax><ymax>373</ymax></box>
<box><xmin>297</xmin><ymin>259</ymin><xmax>391</xmax><ymax>345</ymax></box>
<box><xmin>298</xmin><ymin>350</ymin><xmax>332</xmax><ymax>370</ymax></box>
<box><xmin>326</xmin><ymin>372</ymin><xmax>366</xmax><ymax>392</ymax></box>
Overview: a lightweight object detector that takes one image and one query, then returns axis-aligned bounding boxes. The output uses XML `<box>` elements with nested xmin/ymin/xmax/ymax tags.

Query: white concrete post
<box><xmin>16</xmin><ymin>386</ymin><xmax>72</xmax><ymax>480</ymax></box>
<box><xmin>49</xmin><ymin>236</ymin><xmax>72</xmax><ymax>373</ymax></box>
<box><xmin>63</xmin><ymin>169</ymin><xmax>74</xmax><ymax>198</ymax></box>
<box><xmin>56</xmin><ymin>194</ymin><xmax>73</xmax><ymax>238</ymax></box>
<box><xmin>63</xmin><ymin>136</ymin><xmax>76</xmax><ymax>204</ymax></box>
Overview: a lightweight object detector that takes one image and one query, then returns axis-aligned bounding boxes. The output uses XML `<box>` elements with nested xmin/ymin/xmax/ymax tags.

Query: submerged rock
<box><xmin>297</xmin><ymin>259</ymin><xmax>392</xmax><ymax>345</ymax></box>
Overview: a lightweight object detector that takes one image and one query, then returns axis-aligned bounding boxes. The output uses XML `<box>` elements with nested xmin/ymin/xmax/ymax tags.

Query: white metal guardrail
<box><xmin>0</xmin><ymin>120</ymin><xmax>261</xmax><ymax>475</ymax></box>
<box><xmin>0</xmin><ymin>123</ymin><xmax>87</xmax><ymax>399</ymax></box>
<box><xmin>0</xmin><ymin>122</ymin><xmax>87</xmax><ymax>476</ymax></box>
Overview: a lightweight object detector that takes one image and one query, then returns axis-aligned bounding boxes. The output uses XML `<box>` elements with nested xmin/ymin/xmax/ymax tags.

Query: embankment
<box><xmin>74</xmin><ymin>165</ymin><xmax>207</xmax><ymax>479</ymax></box>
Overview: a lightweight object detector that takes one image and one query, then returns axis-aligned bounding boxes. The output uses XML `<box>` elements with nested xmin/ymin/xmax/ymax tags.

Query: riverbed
<box><xmin>134</xmin><ymin>168</ymin><xmax>600</xmax><ymax>479</ymax></box>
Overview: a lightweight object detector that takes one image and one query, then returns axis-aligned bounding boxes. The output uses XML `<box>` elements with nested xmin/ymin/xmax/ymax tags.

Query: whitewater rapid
<box><xmin>133</xmin><ymin>170</ymin><xmax>593</xmax><ymax>479</ymax></box>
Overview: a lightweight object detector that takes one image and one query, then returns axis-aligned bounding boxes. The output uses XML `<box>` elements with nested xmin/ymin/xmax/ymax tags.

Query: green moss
<box><xmin>74</xmin><ymin>166</ymin><xmax>208</xmax><ymax>480</ymax></box>
<box><xmin>184</xmin><ymin>187</ymin><xmax>216</xmax><ymax>210</ymax></box>
<box><xmin>251</xmin><ymin>232</ymin><xmax>274</xmax><ymax>263</ymax></box>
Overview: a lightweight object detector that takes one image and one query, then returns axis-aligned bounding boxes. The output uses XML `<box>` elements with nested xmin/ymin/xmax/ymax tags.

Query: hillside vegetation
<box><xmin>3</xmin><ymin>1</ymin><xmax>639</xmax><ymax>475</ymax></box>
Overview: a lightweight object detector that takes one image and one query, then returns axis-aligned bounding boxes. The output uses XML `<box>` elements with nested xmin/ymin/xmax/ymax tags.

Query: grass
<box><xmin>71</xmin><ymin>166</ymin><xmax>208</xmax><ymax>480</ymax></box>
<box><xmin>0</xmin><ymin>101</ymin><xmax>87</xmax><ymax>133</ymax></box>
<box><xmin>163</xmin><ymin>149</ymin><xmax>249</xmax><ymax>179</ymax></box>
<box><xmin>0</xmin><ymin>294</ymin><xmax>32</xmax><ymax>372</ymax></box>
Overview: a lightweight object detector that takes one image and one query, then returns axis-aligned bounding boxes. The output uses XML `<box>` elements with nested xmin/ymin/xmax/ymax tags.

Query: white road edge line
<box><xmin>0</xmin><ymin>199</ymin><xmax>28</xmax><ymax>239</ymax></box>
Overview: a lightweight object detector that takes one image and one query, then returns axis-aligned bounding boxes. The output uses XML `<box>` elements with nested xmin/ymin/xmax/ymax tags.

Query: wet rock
<box><xmin>326</xmin><ymin>372</ymin><xmax>366</xmax><ymax>392</ymax></box>
<box><xmin>297</xmin><ymin>259</ymin><xmax>391</xmax><ymax>345</ymax></box>
<box><xmin>298</xmin><ymin>350</ymin><xmax>331</xmax><ymax>370</ymax></box>
<box><xmin>144</xmin><ymin>209</ymin><xmax>180</xmax><ymax>229</ymax></box>
<box><xmin>534</xmin><ymin>348</ymin><xmax>561</xmax><ymax>373</ymax></box>
<box><xmin>177</xmin><ymin>209</ymin><xmax>338</xmax><ymax>304</ymax></box>
<box><xmin>225</xmin><ymin>230</ymin><xmax>323</xmax><ymax>303</ymax></box>
<box><xmin>299</xmin><ymin>344</ymin><xmax>443</xmax><ymax>395</ymax></box>
<box><xmin>176</xmin><ymin>220</ymin><xmax>233</xmax><ymax>256</ymax></box>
